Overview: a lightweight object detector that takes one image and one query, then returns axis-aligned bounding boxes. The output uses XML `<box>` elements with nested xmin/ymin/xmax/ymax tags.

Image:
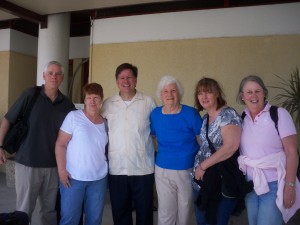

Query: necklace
<box><xmin>162</xmin><ymin>105</ymin><xmax>182</xmax><ymax>114</ymax></box>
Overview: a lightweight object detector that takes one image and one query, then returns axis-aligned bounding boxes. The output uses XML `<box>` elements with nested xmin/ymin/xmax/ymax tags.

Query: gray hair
<box><xmin>156</xmin><ymin>75</ymin><xmax>184</xmax><ymax>102</ymax></box>
<box><xmin>237</xmin><ymin>75</ymin><xmax>268</xmax><ymax>105</ymax></box>
<box><xmin>43</xmin><ymin>61</ymin><xmax>64</xmax><ymax>74</ymax></box>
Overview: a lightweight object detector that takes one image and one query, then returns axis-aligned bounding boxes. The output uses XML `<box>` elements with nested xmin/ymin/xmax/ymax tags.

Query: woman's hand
<box><xmin>283</xmin><ymin>183</ymin><xmax>296</xmax><ymax>208</ymax></box>
<box><xmin>194</xmin><ymin>164</ymin><xmax>206</xmax><ymax>181</ymax></box>
<box><xmin>59</xmin><ymin>169</ymin><xmax>71</xmax><ymax>188</ymax></box>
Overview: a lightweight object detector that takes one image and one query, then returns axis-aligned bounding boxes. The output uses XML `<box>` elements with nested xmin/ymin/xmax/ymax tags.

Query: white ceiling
<box><xmin>0</xmin><ymin>0</ymin><xmax>175</xmax><ymax>21</ymax></box>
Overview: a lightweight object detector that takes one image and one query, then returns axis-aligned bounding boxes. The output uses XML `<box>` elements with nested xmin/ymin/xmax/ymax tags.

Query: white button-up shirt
<box><xmin>101</xmin><ymin>91</ymin><xmax>156</xmax><ymax>175</ymax></box>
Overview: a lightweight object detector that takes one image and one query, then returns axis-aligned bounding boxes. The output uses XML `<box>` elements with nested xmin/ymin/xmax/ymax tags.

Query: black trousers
<box><xmin>109</xmin><ymin>174</ymin><xmax>154</xmax><ymax>225</ymax></box>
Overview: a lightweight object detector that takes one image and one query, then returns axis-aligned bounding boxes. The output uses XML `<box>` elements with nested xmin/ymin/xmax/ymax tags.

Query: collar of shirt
<box><xmin>111</xmin><ymin>90</ymin><xmax>144</xmax><ymax>103</ymax></box>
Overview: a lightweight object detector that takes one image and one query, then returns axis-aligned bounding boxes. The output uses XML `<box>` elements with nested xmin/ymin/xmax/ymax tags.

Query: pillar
<box><xmin>36</xmin><ymin>13</ymin><xmax>70</xmax><ymax>95</ymax></box>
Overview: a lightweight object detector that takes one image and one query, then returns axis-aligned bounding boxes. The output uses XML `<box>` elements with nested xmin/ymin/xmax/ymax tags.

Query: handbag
<box><xmin>0</xmin><ymin>211</ymin><xmax>29</xmax><ymax>225</ymax></box>
<box><xmin>3</xmin><ymin>87</ymin><xmax>40</xmax><ymax>154</ymax></box>
<box><xmin>205</xmin><ymin>115</ymin><xmax>253</xmax><ymax>198</ymax></box>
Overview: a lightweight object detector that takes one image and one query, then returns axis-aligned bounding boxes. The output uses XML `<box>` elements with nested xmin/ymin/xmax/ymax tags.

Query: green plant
<box><xmin>270</xmin><ymin>68</ymin><xmax>300</xmax><ymax>130</ymax></box>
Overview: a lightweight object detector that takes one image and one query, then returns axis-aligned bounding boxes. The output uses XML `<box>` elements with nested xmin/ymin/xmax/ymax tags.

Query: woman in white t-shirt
<box><xmin>55</xmin><ymin>83</ymin><xmax>108</xmax><ymax>225</ymax></box>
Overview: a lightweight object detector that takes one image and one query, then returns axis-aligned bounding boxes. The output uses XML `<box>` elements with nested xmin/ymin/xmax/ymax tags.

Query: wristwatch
<box><xmin>286</xmin><ymin>182</ymin><xmax>296</xmax><ymax>187</ymax></box>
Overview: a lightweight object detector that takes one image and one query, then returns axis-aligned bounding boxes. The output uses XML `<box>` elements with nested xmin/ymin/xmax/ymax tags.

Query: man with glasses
<box><xmin>0</xmin><ymin>61</ymin><xmax>75</xmax><ymax>225</ymax></box>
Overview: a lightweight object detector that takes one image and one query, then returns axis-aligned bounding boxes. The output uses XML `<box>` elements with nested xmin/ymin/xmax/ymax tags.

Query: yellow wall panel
<box><xmin>8</xmin><ymin>52</ymin><xmax>37</xmax><ymax>107</ymax></box>
<box><xmin>0</xmin><ymin>51</ymin><xmax>10</xmax><ymax>118</ymax></box>
<box><xmin>91</xmin><ymin>35</ymin><xmax>300</xmax><ymax>114</ymax></box>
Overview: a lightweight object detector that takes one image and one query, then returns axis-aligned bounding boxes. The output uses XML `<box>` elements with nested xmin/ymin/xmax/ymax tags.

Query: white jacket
<box><xmin>238</xmin><ymin>151</ymin><xmax>300</xmax><ymax>223</ymax></box>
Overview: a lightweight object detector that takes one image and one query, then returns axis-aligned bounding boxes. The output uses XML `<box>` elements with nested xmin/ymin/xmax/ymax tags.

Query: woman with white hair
<box><xmin>150</xmin><ymin>75</ymin><xmax>203</xmax><ymax>225</ymax></box>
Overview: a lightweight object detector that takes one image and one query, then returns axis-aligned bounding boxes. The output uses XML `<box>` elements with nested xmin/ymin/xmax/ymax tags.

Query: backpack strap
<box><xmin>269</xmin><ymin>105</ymin><xmax>279</xmax><ymax>136</ymax></box>
<box><xmin>241</xmin><ymin>106</ymin><xmax>279</xmax><ymax>135</ymax></box>
<box><xmin>241</xmin><ymin>111</ymin><xmax>246</xmax><ymax>120</ymax></box>
<box><xmin>21</xmin><ymin>86</ymin><xmax>41</xmax><ymax>121</ymax></box>
<box><xmin>241</xmin><ymin>105</ymin><xmax>279</xmax><ymax>135</ymax></box>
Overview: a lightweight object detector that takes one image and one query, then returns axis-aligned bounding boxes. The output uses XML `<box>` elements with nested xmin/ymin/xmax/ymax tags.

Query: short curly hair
<box><xmin>156</xmin><ymin>75</ymin><xmax>184</xmax><ymax>102</ymax></box>
<box><xmin>83</xmin><ymin>83</ymin><xmax>104</xmax><ymax>99</ymax></box>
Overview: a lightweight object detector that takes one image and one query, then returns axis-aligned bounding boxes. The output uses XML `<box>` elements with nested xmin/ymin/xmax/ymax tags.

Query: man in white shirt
<box><xmin>101</xmin><ymin>63</ymin><xmax>156</xmax><ymax>225</ymax></box>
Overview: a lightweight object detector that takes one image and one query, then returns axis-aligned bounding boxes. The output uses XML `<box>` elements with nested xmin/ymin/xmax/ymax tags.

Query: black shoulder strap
<box><xmin>269</xmin><ymin>105</ymin><xmax>279</xmax><ymax>135</ymax></box>
<box><xmin>22</xmin><ymin>86</ymin><xmax>40</xmax><ymax>121</ymax></box>
<box><xmin>205</xmin><ymin>115</ymin><xmax>216</xmax><ymax>154</ymax></box>
<box><xmin>241</xmin><ymin>111</ymin><xmax>246</xmax><ymax>120</ymax></box>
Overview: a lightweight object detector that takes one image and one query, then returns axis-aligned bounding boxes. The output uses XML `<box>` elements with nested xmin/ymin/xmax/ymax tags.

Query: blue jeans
<box><xmin>245</xmin><ymin>181</ymin><xmax>283</xmax><ymax>225</ymax></box>
<box><xmin>193</xmin><ymin>189</ymin><xmax>237</xmax><ymax>225</ymax></box>
<box><xmin>59</xmin><ymin>176</ymin><xmax>107</xmax><ymax>225</ymax></box>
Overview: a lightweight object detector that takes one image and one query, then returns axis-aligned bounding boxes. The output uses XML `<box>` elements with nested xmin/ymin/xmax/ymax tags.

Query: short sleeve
<box><xmin>219</xmin><ymin>107</ymin><xmax>242</xmax><ymax>128</ymax></box>
<box><xmin>60</xmin><ymin>111</ymin><xmax>74</xmax><ymax>135</ymax></box>
<box><xmin>277</xmin><ymin>107</ymin><xmax>297</xmax><ymax>138</ymax></box>
<box><xmin>5</xmin><ymin>88</ymin><xmax>35</xmax><ymax>123</ymax></box>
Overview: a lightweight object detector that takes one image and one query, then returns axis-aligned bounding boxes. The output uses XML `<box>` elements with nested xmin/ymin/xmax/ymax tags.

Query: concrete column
<box><xmin>37</xmin><ymin>13</ymin><xmax>70</xmax><ymax>95</ymax></box>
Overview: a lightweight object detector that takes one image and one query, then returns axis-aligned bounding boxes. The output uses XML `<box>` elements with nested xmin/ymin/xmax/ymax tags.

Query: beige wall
<box><xmin>0</xmin><ymin>51</ymin><xmax>10</xmax><ymax>118</ymax></box>
<box><xmin>8</xmin><ymin>52</ymin><xmax>37</xmax><ymax>107</ymax></box>
<box><xmin>0</xmin><ymin>51</ymin><xmax>36</xmax><ymax>117</ymax></box>
<box><xmin>91</xmin><ymin>34</ymin><xmax>300</xmax><ymax>114</ymax></box>
<box><xmin>91</xmin><ymin>34</ymin><xmax>300</xmax><ymax>146</ymax></box>
<box><xmin>71</xmin><ymin>59</ymin><xmax>85</xmax><ymax>103</ymax></box>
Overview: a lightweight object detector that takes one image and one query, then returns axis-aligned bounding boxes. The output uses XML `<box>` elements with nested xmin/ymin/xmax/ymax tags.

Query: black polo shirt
<box><xmin>5</xmin><ymin>85</ymin><xmax>75</xmax><ymax>167</ymax></box>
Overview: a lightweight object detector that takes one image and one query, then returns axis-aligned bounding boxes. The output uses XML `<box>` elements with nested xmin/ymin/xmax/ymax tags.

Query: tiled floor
<box><xmin>1</xmin><ymin>172</ymin><xmax>299</xmax><ymax>225</ymax></box>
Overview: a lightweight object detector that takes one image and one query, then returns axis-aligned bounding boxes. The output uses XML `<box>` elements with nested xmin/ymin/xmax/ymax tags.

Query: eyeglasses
<box><xmin>46</xmin><ymin>71</ymin><xmax>63</xmax><ymax>76</ymax></box>
<box><xmin>243</xmin><ymin>89</ymin><xmax>263</xmax><ymax>97</ymax></box>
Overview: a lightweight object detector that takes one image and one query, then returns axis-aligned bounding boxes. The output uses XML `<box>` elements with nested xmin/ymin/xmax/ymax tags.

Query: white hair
<box><xmin>43</xmin><ymin>61</ymin><xmax>64</xmax><ymax>74</ymax></box>
<box><xmin>156</xmin><ymin>75</ymin><xmax>184</xmax><ymax>102</ymax></box>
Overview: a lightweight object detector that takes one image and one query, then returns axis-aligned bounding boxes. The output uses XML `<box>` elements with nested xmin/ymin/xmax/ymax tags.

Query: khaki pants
<box><xmin>155</xmin><ymin>165</ymin><xmax>193</xmax><ymax>225</ymax></box>
<box><xmin>15</xmin><ymin>162</ymin><xmax>58</xmax><ymax>225</ymax></box>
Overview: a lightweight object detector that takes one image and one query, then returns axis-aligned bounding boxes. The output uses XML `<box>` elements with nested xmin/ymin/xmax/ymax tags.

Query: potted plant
<box><xmin>270</xmin><ymin>68</ymin><xmax>300</xmax><ymax>131</ymax></box>
<box><xmin>270</xmin><ymin>68</ymin><xmax>300</xmax><ymax>179</ymax></box>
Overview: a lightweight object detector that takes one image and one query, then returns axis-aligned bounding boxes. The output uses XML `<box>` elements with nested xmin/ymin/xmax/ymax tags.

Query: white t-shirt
<box><xmin>60</xmin><ymin>110</ymin><xmax>108</xmax><ymax>181</ymax></box>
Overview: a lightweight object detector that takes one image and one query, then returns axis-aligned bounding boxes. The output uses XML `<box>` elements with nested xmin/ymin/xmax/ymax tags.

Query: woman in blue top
<box><xmin>150</xmin><ymin>75</ymin><xmax>203</xmax><ymax>225</ymax></box>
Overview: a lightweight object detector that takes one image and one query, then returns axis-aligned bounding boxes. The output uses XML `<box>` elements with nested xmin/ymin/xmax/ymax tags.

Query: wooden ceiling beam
<box><xmin>0</xmin><ymin>0</ymin><xmax>47</xmax><ymax>28</ymax></box>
